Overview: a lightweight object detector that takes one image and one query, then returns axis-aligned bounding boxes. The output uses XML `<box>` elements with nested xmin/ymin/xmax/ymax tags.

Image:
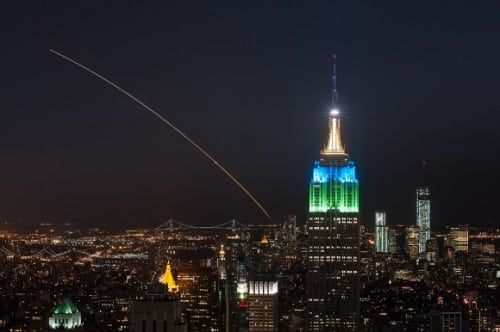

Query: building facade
<box><xmin>430</xmin><ymin>311</ymin><xmax>462</xmax><ymax>332</ymax></box>
<box><xmin>176</xmin><ymin>266</ymin><xmax>219</xmax><ymax>331</ymax></box>
<box><xmin>248</xmin><ymin>280</ymin><xmax>278</xmax><ymax>332</ymax></box>
<box><xmin>387</xmin><ymin>227</ymin><xmax>397</xmax><ymax>254</ymax></box>
<box><xmin>130</xmin><ymin>284</ymin><xmax>186</xmax><ymax>332</ymax></box>
<box><xmin>306</xmin><ymin>58</ymin><xmax>360</xmax><ymax>330</ymax></box>
<box><xmin>449</xmin><ymin>225</ymin><xmax>469</xmax><ymax>252</ymax></box>
<box><xmin>375</xmin><ymin>212</ymin><xmax>388</xmax><ymax>253</ymax></box>
<box><xmin>406</xmin><ymin>225</ymin><xmax>420</xmax><ymax>260</ymax></box>
<box><xmin>416</xmin><ymin>187</ymin><xmax>431</xmax><ymax>253</ymax></box>
<box><xmin>49</xmin><ymin>298</ymin><xmax>83</xmax><ymax>330</ymax></box>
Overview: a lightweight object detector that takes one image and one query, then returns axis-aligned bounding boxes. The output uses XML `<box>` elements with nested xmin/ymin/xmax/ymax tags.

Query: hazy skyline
<box><xmin>1</xmin><ymin>2</ymin><xmax>500</xmax><ymax>229</ymax></box>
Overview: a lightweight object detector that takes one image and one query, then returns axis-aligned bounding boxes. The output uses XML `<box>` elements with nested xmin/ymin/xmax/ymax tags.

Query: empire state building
<box><xmin>306</xmin><ymin>55</ymin><xmax>360</xmax><ymax>331</ymax></box>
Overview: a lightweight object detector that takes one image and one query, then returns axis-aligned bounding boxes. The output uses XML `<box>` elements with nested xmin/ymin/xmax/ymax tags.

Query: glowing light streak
<box><xmin>49</xmin><ymin>49</ymin><xmax>271</xmax><ymax>220</ymax></box>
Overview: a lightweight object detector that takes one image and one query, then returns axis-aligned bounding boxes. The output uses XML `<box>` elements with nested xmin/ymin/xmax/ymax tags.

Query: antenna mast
<box><xmin>332</xmin><ymin>52</ymin><xmax>338</xmax><ymax>107</ymax></box>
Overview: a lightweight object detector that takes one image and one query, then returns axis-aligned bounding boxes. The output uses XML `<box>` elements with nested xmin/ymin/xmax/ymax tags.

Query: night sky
<box><xmin>2</xmin><ymin>2</ymin><xmax>499</xmax><ymax>230</ymax></box>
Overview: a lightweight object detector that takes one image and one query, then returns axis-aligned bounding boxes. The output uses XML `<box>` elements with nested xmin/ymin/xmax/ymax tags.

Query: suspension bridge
<box><xmin>153</xmin><ymin>218</ymin><xmax>250</xmax><ymax>232</ymax></box>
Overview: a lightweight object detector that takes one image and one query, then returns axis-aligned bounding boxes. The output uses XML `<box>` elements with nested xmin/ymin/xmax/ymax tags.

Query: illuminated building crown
<box><xmin>309</xmin><ymin>54</ymin><xmax>358</xmax><ymax>213</ymax></box>
<box><xmin>160</xmin><ymin>261</ymin><xmax>178</xmax><ymax>291</ymax></box>
<box><xmin>320</xmin><ymin>110</ymin><xmax>348</xmax><ymax>163</ymax></box>
<box><xmin>320</xmin><ymin>53</ymin><xmax>348</xmax><ymax>164</ymax></box>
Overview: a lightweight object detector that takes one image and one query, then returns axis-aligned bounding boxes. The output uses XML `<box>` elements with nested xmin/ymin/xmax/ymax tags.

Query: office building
<box><xmin>177</xmin><ymin>266</ymin><xmax>218</xmax><ymax>331</ymax></box>
<box><xmin>375</xmin><ymin>212</ymin><xmax>388</xmax><ymax>253</ymax></box>
<box><xmin>387</xmin><ymin>227</ymin><xmax>397</xmax><ymax>254</ymax></box>
<box><xmin>406</xmin><ymin>225</ymin><xmax>420</xmax><ymax>260</ymax></box>
<box><xmin>430</xmin><ymin>311</ymin><xmax>462</xmax><ymax>332</ymax></box>
<box><xmin>416</xmin><ymin>187</ymin><xmax>431</xmax><ymax>253</ymax></box>
<box><xmin>306</xmin><ymin>54</ymin><xmax>360</xmax><ymax>331</ymax></box>
<box><xmin>130</xmin><ymin>284</ymin><xmax>186</xmax><ymax>332</ymax></box>
<box><xmin>449</xmin><ymin>225</ymin><xmax>469</xmax><ymax>252</ymax></box>
<box><xmin>248</xmin><ymin>280</ymin><xmax>278</xmax><ymax>332</ymax></box>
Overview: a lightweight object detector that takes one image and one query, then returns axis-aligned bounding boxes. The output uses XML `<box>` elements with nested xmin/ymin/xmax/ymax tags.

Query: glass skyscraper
<box><xmin>306</xmin><ymin>106</ymin><xmax>360</xmax><ymax>330</ymax></box>
<box><xmin>416</xmin><ymin>187</ymin><xmax>431</xmax><ymax>253</ymax></box>
<box><xmin>375</xmin><ymin>212</ymin><xmax>388</xmax><ymax>253</ymax></box>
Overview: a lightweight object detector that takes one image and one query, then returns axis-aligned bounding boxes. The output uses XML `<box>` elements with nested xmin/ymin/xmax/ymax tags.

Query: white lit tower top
<box><xmin>217</xmin><ymin>244</ymin><xmax>227</xmax><ymax>280</ymax></box>
<box><xmin>320</xmin><ymin>53</ymin><xmax>348</xmax><ymax>164</ymax></box>
<box><xmin>219</xmin><ymin>244</ymin><xmax>226</xmax><ymax>261</ymax></box>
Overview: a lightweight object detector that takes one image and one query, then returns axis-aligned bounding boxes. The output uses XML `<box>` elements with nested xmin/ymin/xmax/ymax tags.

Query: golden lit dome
<box><xmin>261</xmin><ymin>235</ymin><xmax>269</xmax><ymax>245</ymax></box>
<box><xmin>159</xmin><ymin>261</ymin><xmax>178</xmax><ymax>291</ymax></box>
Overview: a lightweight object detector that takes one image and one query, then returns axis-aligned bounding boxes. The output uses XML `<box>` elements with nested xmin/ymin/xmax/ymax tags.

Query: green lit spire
<box><xmin>53</xmin><ymin>298</ymin><xmax>79</xmax><ymax>315</ymax></box>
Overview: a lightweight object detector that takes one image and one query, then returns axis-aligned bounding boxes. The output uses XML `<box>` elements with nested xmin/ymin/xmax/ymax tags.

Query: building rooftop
<box><xmin>160</xmin><ymin>261</ymin><xmax>178</xmax><ymax>291</ymax></box>
<box><xmin>53</xmin><ymin>298</ymin><xmax>79</xmax><ymax>315</ymax></box>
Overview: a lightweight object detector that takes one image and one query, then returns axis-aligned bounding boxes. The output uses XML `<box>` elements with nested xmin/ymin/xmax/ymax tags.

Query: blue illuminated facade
<box><xmin>309</xmin><ymin>160</ymin><xmax>359</xmax><ymax>213</ymax></box>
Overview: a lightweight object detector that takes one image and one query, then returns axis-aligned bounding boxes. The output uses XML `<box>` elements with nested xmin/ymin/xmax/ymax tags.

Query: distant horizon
<box><xmin>1</xmin><ymin>217</ymin><xmax>497</xmax><ymax>234</ymax></box>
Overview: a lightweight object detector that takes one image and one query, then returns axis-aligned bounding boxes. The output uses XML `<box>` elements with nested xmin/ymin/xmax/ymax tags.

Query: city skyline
<box><xmin>2</xmin><ymin>2</ymin><xmax>500</xmax><ymax>229</ymax></box>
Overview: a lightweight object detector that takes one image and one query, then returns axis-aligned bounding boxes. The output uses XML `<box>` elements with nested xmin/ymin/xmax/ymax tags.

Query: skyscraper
<box><xmin>176</xmin><ymin>265</ymin><xmax>218</xmax><ymax>331</ymax></box>
<box><xmin>387</xmin><ymin>226</ymin><xmax>397</xmax><ymax>254</ymax></box>
<box><xmin>306</xmin><ymin>54</ymin><xmax>360</xmax><ymax>331</ymax></box>
<box><xmin>130</xmin><ymin>284</ymin><xmax>187</xmax><ymax>332</ymax></box>
<box><xmin>375</xmin><ymin>212</ymin><xmax>388</xmax><ymax>253</ymax></box>
<box><xmin>405</xmin><ymin>225</ymin><xmax>420</xmax><ymax>260</ymax></box>
<box><xmin>416</xmin><ymin>187</ymin><xmax>431</xmax><ymax>253</ymax></box>
<box><xmin>248</xmin><ymin>280</ymin><xmax>278</xmax><ymax>332</ymax></box>
<box><xmin>430</xmin><ymin>311</ymin><xmax>462</xmax><ymax>332</ymax></box>
<box><xmin>449</xmin><ymin>225</ymin><xmax>469</xmax><ymax>252</ymax></box>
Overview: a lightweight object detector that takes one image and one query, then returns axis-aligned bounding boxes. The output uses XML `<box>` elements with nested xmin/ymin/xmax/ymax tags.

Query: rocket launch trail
<box><xmin>49</xmin><ymin>49</ymin><xmax>271</xmax><ymax>220</ymax></box>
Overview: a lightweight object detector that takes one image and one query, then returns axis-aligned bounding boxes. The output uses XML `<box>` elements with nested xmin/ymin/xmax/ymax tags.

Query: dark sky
<box><xmin>1</xmin><ymin>1</ymin><xmax>499</xmax><ymax>230</ymax></box>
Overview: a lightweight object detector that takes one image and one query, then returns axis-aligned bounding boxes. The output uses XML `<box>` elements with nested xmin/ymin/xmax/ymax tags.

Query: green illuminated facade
<box><xmin>308</xmin><ymin>161</ymin><xmax>359</xmax><ymax>213</ymax></box>
<box><xmin>54</xmin><ymin>298</ymin><xmax>79</xmax><ymax>315</ymax></box>
<box><xmin>49</xmin><ymin>298</ymin><xmax>83</xmax><ymax>330</ymax></box>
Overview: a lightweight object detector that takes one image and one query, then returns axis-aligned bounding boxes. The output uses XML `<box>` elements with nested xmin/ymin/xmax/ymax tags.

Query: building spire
<box><xmin>332</xmin><ymin>52</ymin><xmax>338</xmax><ymax>106</ymax></box>
<box><xmin>160</xmin><ymin>261</ymin><xmax>178</xmax><ymax>291</ymax></box>
<box><xmin>321</xmin><ymin>52</ymin><xmax>348</xmax><ymax>163</ymax></box>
